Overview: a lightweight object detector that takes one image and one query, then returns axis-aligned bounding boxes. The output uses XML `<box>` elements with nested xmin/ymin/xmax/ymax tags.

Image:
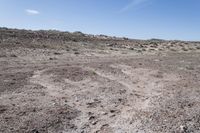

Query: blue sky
<box><xmin>0</xmin><ymin>0</ymin><xmax>200</xmax><ymax>41</ymax></box>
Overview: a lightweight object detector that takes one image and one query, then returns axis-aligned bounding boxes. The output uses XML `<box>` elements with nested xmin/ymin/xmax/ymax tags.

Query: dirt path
<box><xmin>28</xmin><ymin>56</ymin><xmax>180</xmax><ymax>133</ymax></box>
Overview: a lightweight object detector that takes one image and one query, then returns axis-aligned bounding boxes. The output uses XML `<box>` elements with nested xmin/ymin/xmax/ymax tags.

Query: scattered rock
<box><xmin>0</xmin><ymin>105</ymin><xmax>7</xmax><ymax>114</ymax></box>
<box><xmin>180</xmin><ymin>125</ymin><xmax>187</xmax><ymax>133</ymax></box>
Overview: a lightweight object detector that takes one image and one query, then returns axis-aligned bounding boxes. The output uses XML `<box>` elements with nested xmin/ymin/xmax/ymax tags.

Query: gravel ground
<box><xmin>0</xmin><ymin>28</ymin><xmax>200</xmax><ymax>133</ymax></box>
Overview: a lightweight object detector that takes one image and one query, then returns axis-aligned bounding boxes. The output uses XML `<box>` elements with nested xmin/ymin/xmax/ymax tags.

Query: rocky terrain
<box><xmin>0</xmin><ymin>27</ymin><xmax>200</xmax><ymax>133</ymax></box>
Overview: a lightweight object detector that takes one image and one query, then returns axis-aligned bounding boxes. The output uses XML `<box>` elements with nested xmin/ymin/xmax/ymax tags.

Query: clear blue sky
<box><xmin>0</xmin><ymin>0</ymin><xmax>200</xmax><ymax>41</ymax></box>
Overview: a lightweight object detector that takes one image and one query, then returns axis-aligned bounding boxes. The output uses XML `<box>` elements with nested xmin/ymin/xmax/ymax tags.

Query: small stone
<box><xmin>110</xmin><ymin>110</ymin><xmax>116</xmax><ymax>113</ymax></box>
<box><xmin>89</xmin><ymin>116</ymin><xmax>95</xmax><ymax>120</ymax></box>
<box><xmin>92</xmin><ymin>121</ymin><xmax>98</xmax><ymax>125</ymax></box>
<box><xmin>31</xmin><ymin>129</ymin><xmax>39</xmax><ymax>133</ymax></box>
<box><xmin>180</xmin><ymin>125</ymin><xmax>187</xmax><ymax>132</ymax></box>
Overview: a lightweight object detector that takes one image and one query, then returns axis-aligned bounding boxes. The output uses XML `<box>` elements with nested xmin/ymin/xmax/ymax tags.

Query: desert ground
<box><xmin>0</xmin><ymin>28</ymin><xmax>200</xmax><ymax>133</ymax></box>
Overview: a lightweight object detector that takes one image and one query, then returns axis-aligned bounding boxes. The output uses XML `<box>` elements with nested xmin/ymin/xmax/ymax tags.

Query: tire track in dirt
<box><xmin>29</xmin><ymin>63</ymin><xmax>179</xmax><ymax>133</ymax></box>
<box><xmin>31</xmin><ymin>70</ymin><xmax>66</xmax><ymax>98</ymax></box>
<box><xmin>69</xmin><ymin>64</ymin><xmax>180</xmax><ymax>133</ymax></box>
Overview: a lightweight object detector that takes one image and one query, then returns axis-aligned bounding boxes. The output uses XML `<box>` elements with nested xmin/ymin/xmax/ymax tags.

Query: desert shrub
<box><xmin>149</xmin><ymin>49</ymin><xmax>155</xmax><ymax>51</ymax></box>
<box><xmin>72</xmin><ymin>38</ymin><xmax>78</xmax><ymax>42</ymax></box>
<box><xmin>142</xmin><ymin>48</ymin><xmax>146</xmax><ymax>51</ymax></box>
<box><xmin>196</xmin><ymin>46</ymin><xmax>200</xmax><ymax>49</ymax></box>
<box><xmin>182</xmin><ymin>47</ymin><xmax>188</xmax><ymax>51</ymax></box>
<box><xmin>123</xmin><ymin>37</ymin><xmax>129</xmax><ymax>40</ymax></box>
<box><xmin>188</xmin><ymin>47</ymin><xmax>194</xmax><ymax>50</ymax></box>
